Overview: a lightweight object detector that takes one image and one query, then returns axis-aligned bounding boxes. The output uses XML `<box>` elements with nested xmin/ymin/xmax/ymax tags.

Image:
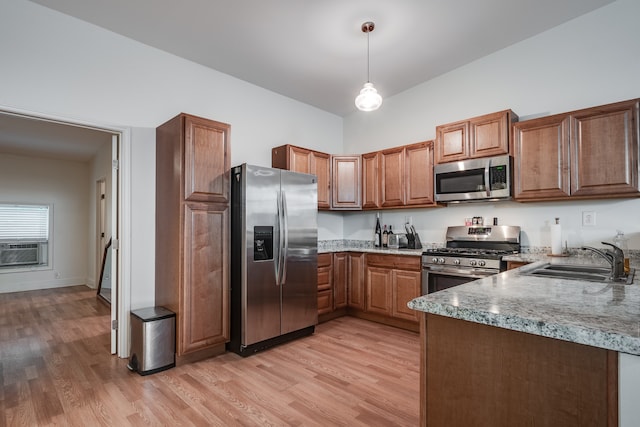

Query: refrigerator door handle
<box><xmin>275</xmin><ymin>190</ymin><xmax>282</xmax><ymax>286</ymax></box>
<box><xmin>280</xmin><ymin>190</ymin><xmax>289</xmax><ymax>286</ymax></box>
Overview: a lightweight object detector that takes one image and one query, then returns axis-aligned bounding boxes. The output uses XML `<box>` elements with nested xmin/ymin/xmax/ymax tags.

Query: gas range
<box><xmin>422</xmin><ymin>225</ymin><xmax>521</xmax><ymax>272</ymax></box>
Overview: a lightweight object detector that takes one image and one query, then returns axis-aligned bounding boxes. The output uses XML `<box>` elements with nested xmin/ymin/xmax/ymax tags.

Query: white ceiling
<box><xmin>26</xmin><ymin>0</ymin><xmax>614</xmax><ymax>117</ymax></box>
<box><xmin>0</xmin><ymin>113</ymin><xmax>113</xmax><ymax>162</ymax></box>
<box><xmin>1</xmin><ymin>0</ymin><xmax>616</xmax><ymax>160</ymax></box>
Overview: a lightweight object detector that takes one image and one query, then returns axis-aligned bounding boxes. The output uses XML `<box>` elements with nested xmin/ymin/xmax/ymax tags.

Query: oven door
<box><xmin>421</xmin><ymin>265</ymin><xmax>497</xmax><ymax>294</ymax></box>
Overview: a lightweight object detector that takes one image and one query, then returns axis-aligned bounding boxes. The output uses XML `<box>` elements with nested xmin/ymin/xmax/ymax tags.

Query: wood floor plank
<box><xmin>0</xmin><ymin>285</ymin><xmax>419</xmax><ymax>426</ymax></box>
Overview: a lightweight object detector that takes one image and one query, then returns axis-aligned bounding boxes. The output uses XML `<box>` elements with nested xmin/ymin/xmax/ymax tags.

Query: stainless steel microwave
<box><xmin>434</xmin><ymin>154</ymin><xmax>511</xmax><ymax>202</ymax></box>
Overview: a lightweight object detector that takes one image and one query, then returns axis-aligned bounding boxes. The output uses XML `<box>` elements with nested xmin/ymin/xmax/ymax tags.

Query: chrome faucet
<box><xmin>582</xmin><ymin>242</ymin><xmax>625</xmax><ymax>279</ymax></box>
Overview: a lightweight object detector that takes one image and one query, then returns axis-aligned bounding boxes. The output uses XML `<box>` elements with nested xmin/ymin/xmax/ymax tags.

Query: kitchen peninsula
<box><xmin>409</xmin><ymin>258</ymin><xmax>640</xmax><ymax>427</ymax></box>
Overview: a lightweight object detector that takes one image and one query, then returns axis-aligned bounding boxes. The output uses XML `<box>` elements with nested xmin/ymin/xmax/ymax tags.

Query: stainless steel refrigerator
<box><xmin>228</xmin><ymin>164</ymin><xmax>318</xmax><ymax>356</ymax></box>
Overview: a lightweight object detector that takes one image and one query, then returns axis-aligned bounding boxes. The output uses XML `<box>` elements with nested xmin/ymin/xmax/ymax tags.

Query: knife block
<box><xmin>407</xmin><ymin>232</ymin><xmax>422</xmax><ymax>249</ymax></box>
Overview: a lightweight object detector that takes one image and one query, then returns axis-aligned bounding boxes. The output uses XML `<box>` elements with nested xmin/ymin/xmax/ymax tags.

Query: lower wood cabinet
<box><xmin>347</xmin><ymin>252</ymin><xmax>366</xmax><ymax>310</ymax></box>
<box><xmin>317</xmin><ymin>253</ymin><xmax>333</xmax><ymax>315</ymax></box>
<box><xmin>364</xmin><ymin>253</ymin><xmax>421</xmax><ymax>326</ymax></box>
<box><xmin>332</xmin><ymin>252</ymin><xmax>347</xmax><ymax>308</ymax></box>
<box><xmin>318</xmin><ymin>251</ymin><xmax>421</xmax><ymax>330</ymax></box>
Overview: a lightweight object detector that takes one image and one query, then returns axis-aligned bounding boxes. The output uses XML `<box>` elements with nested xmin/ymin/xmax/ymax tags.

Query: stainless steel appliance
<box><xmin>434</xmin><ymin>154</ymin><xmax>511</xmax><ymax>202</ymax></box>
<box><xmin>228</xmin><ymin>164</ymin><xmax>318</xmax><ymax>356</ymax></box>
<box><xmin>422</xmin><ymin>225</ymin><xmax>520</xmax><ymax>294</ymax></box>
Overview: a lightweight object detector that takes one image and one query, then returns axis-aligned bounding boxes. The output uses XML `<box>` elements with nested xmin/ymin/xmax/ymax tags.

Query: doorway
<box><xmin>0</xmin><ymin>108</ymin><xmax>128</xmax><ymax>356</ymax></box>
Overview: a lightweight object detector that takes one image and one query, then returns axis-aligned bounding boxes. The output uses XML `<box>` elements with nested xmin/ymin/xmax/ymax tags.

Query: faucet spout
<box><xmin>582</xmin><ymin>243</ymin><xmax>625</xmax><ymax>279</ymax></box>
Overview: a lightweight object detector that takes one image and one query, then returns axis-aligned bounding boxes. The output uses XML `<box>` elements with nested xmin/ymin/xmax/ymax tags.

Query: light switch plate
<box><xmin>582</xmin><ymin>211</ymin><xmax>596</xmax><ymax>227</ymax></box>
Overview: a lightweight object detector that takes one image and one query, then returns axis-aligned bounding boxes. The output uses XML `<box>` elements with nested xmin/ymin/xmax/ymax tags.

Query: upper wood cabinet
<box><xmin>380</xmin><ymin>146</ymin><xmax>406</xmax><ymax>208</ymax></box>
<box><xmin>361</xmin><ymin>152</ymin><xmax>381</xmax><ymax>209</ymax></box>
<box><xmin>405</xmin><ymin>141</ymin><xmax>436</xmax><ymax>206</ymax></box>
<box><xmin>435</xmin><ymin>110</ymin><xmax>517</xmax><ymax>164</ymax></box>
<box><xmin>272</xmin><ymin>144</ymin><xmax>331</xmax><ymax>209</ymax></box>
<box><xmin>513</xmin><ymin>114</ymin><xmax>571</xmax><ymax>200</ymax></box>
<box><xmin>514</xmin><ymin>99</ymin><xmax>639</xmax><ymax>201</ymax></box>
<box><xmin>331</xmin><ymin>155</ymin><xmax>361</xmax><ymax>210</ymax></box>
<box><xmin>570</xmin><ymin>100</ymin><xmax>639</xmax><ymax>197</ymax></box>
<box><xmin>155</xmin><ymin>113</ymin><xmax>230</xmax><ymax>363</ymax></box>
<box><xmin>363</xmin><ymin>141</ymin><xmax>438</xmax><ymax>210</ymax></box>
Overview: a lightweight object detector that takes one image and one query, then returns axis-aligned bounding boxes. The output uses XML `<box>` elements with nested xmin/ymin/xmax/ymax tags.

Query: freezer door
<box><xmin>243</xmin><ymin>165</ymin><xmax>282</xmax><ymax>346</ymax></box>
<box><xmin>280</xmin><ymin>170</ymin><xmax>318</xmax><ymax>335</ymax></box>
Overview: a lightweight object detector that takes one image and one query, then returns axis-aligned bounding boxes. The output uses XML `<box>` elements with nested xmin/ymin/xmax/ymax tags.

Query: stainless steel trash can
<box><xmin>127</xmin><ymin>307</ymin><xmax>175</xmax><ymax>375</ymax></box>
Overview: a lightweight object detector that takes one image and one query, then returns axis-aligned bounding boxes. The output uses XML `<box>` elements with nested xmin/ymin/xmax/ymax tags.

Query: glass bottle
<box><xmin>613</xmin><ymin>230</ymin><xmax>630</xmax><ymax>274</ymax></box>
<box><xmin>382</xmin><ymin>225</ymin><xmax>388</xmax><ymax>248</ymax></box>
<box><xmin>374</xmin><ymin>213</ymin><xmax>382</xmax><ymax>248</ymax></box>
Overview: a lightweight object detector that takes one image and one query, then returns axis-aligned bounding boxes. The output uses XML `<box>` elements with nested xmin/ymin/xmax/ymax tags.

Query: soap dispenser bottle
<box><xmin>613</xmin><ymin>230</ymin><xmax>630</xmax><ymax>274</ymax></box>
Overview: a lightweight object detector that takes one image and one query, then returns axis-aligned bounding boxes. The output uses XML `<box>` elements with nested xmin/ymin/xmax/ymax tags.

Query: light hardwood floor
<box><xmin>0</xmin><ymin>285</ymin><xmax>419</xmax><ymax>426</ymax></box>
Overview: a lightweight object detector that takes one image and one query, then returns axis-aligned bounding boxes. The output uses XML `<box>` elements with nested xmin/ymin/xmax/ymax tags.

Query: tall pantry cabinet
<box><xmin>155</xmin><ymin>113</ymin><xmax>230</xmax><ymax>365</ymax></box>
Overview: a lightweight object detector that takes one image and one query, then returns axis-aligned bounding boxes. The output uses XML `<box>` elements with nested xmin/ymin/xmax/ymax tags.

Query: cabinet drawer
<box><xmin>367</xmin><ymin>254</ymin><xmax>421</xmax><ymax>271</ymax></box>
<box><xmin>318</xmin><ymin>290</ymin><xmax>333</xmax><ymax>314</ymax></box>
<box><xmin>318</xmin><ymin>253</ymin><xmax>332</xmax><ymax>268</ymax></box>
<box><xmin>317</xmin><ymin>266</ymin><xmax>331</xmax><ymax>290</ymax></box>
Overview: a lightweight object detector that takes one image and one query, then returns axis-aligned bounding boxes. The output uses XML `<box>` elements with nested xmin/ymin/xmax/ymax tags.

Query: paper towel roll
<box><xmin>551</xmin><ymin>220</ymin><xmax>562</xmax><ymax>255</ymax></box>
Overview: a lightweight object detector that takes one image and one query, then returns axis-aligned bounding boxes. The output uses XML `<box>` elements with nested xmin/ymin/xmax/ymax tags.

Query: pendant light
<box><xmin>355</xmin><ymin>21</ymin><xmax>383</xmax><ymax>112</ymax></box>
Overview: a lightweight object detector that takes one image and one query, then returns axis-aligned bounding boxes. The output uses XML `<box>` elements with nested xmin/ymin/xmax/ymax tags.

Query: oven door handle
<box><xmin>423</xmin><ymin>266</ymin><xmax>495</xmax><ymax>279</ymax></box>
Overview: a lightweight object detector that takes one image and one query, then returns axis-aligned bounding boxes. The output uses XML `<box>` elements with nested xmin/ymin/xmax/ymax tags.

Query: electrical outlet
<box><xmin>582</xmin><ymin>211</ymin><xmax>596</xmax><ymax>227</ymax></box>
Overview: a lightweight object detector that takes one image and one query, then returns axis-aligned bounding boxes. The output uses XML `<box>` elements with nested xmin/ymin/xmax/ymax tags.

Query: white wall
<box><xmin>0</xmin><ymin>153</ymin><xmax>90</xmax><ymax>292</ymax></box>
<box><xmin>0</xmin><ymin>0</ymin><xmax>343</xmax><ymax>305</ymax></box>
<box><xmin>343</xmin><ymin>0</ymin><xmax>640</xmax><ymax>250</ymax></box>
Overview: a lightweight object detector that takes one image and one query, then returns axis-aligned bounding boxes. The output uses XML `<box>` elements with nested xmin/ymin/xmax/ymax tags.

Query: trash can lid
<box><xmin>131</xmin><ymin>306</ymin><xmax>175</xmax><ymax>321</ymax></box>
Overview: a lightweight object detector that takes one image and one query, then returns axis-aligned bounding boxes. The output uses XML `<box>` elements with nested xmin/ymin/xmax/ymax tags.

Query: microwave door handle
<box><xmin>485</xmin><ymin>159</ymin><xmax>491</xmax><ymax>197</ymax></box>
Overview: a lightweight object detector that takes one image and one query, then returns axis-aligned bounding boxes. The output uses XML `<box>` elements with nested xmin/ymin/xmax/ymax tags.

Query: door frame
<box><xmin>0</xmin><ymin>104</ymin><xmax>132</xmax><ymax>358</ymax></box>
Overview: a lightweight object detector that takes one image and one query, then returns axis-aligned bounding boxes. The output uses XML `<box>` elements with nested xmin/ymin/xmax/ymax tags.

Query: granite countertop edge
<box><xmin>408</xmin><ymin>259</ymin><xmax>640</xmax><ymax>356</ymax></box>
<box><xmin>408</xmin><ymin>297</ymin><xmax>640</xmax><ymax>355</ymax></box>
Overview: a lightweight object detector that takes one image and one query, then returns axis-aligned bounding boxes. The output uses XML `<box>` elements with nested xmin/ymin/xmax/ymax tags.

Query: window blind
<box><xmin>0</xmin><ymin>204</ymin><xmax>50</xmax><ymax>240</ymax></box>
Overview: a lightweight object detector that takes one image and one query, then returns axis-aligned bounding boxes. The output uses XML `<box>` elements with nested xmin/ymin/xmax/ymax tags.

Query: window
<box><xmin>0</xmin><ymin>204</ymin><xmax>50</xmax><ymax>268</ymax></box>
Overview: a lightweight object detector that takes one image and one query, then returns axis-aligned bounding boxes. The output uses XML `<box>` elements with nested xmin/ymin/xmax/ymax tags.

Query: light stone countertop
<box><xmin>408</xmin><ymin>257</ymin><xmax>640</xmax><ymax>355</ymax></box>
<box><xmin>317</xmin><ymin>239</ymin><xmax>424</xmax><ymax>256</ymax></box>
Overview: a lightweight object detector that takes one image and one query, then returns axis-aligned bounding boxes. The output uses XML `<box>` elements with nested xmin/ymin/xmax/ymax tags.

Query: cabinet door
<box><xmin>392</xmin><ymin>270</ymin><xmax>421</xmax><ymax>322</ymax></box>
<box><xmin>348</xmin><ymin>253</ymin><xmax>365</xmax><ymax>310</ymax></box>
<box><xmin>289</xmin><ymin>145</ymin><xmax>312</xmax><ymax>174</ymax></box>
<box><xmin>405</xmin><ymin>141</ymin><xmax>436</xmax><ymax>206</ymax></box>
<box><xmin>435</xmin><ymin>121</ymin><xmax>469</xmax><ymax>164</ymax></box>
<box><xmin>380</xmin><ymin>147</ymin><xmax>405</xmax><ymax>207</ymax></box>
<box><xmin>366</xmin><ymin>266</ymin><xmax>392</xmax><ymax>316</ymax></box>
<box><xmin>361</xmin><ymin>152</ymin><xmax>380</xmax><ymax>209</ymax></box>
<box><xmin>470</xmin><ymin>110</ymin><xmax>511</xmax><ymax>158</ymax></box>
<box><xmin>331</xmin><ymin>156</ymin><xmax>362</xmax><ymax>209</ymax></box>
<box><xmin>181</xmin><ymin>202</ymin><xmax>229</xmax><ymax>355</ymax></box>
<box><xmin>513</xmin><ymin>115</ymin><xmax>571</xmax><ymax>200</ymax></box>
<box><xmin>570</xmin><ymin>100</ymin><xmax>639</xmax><ymax>197</ymax></box>
<box><xmin>184</xmin><ymin>116</ymin><xmax>230</xmax><ymax>203</ymax></box>
<box><xmin>332</xmin><ymin>253</ymin><xmax>347</xmax><ymax>309</ymax></box>
<box><xmin>311</xmin><ymin>151</ymin><xmax>331</xmax><ymax>209</ymax></box>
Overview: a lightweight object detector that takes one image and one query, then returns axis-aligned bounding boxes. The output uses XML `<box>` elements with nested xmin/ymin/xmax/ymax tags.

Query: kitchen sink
<box><xmin>524</xmin><ymin>263</ymin><xmax>635</xmax><ymax>284</ymax></box>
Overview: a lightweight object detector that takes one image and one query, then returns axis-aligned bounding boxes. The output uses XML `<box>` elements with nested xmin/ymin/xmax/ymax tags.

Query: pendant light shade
<box><xmin>355</xmin><ymin>21</ymin><xmax>382</xmax><ymax>112</ymax></box>
<box><xmin>355</xmin><ymin>82</ymin><xmax>383</xmax><ymax>111</ymax></box>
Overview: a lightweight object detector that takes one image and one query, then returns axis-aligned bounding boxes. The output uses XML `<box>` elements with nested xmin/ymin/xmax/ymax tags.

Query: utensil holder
<box><xmin>407</xmin><ymin>233</ymin><xmax>422</xmax><ymax>249</ymax></box>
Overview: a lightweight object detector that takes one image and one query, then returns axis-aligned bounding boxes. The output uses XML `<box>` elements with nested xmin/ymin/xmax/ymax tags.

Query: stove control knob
<box><xmin>431</xmin><ymin>257</ymin><xmax>439</xmax><ymax>263</ymax></box>
<box><xmin>469</xmin><ymin>260</ymin><xmax>477</xmax><ymax>266</ymax></box>
<box><xmin>453</xmin><ymin>259</ymin><xmax>461</xmax><ymax>265</ymax></box>
<box><xmin>478</xmin><ymin>260</ymin><xmax>486</xmax><ymax>267</ymax></box>
<box><xmin>438</xmin><ymin>258</ymin><xmax>445</xmax><ymax>264</ymax></box>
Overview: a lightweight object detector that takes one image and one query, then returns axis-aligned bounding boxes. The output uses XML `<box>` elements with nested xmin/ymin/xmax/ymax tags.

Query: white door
<box><xmin>110</xmin><ymin>134</ymin><xmax>119</xmax><ymax>354</ymax></box>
